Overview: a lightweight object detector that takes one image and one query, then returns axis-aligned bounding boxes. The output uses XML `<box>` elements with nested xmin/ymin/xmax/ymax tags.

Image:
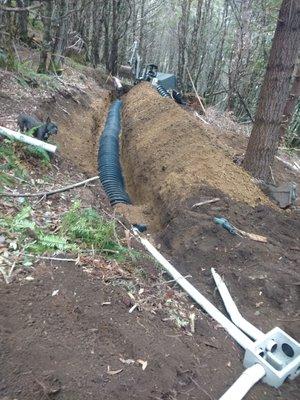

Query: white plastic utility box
<box><xmin>244</xmin><ymin>327</ymin><xmax>300</xmax><ymax>387</ymax></box>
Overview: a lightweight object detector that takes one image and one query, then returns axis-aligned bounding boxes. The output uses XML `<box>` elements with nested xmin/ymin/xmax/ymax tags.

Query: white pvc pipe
<box><xmin>211</xmin><ymin>268</ymin><xmax>265</xmax><ymax>341</ymax></box>
<box><xmin>133</xmin><ymin>230</ymin><xmax>253</xmax><ymax>350</ymax></box>
<box><xmin>113</xmin><ymin>77</ymin><xmax>123</xmax><ymax>89</ymax></box>
<box><xmin>0</xmin><ymin>126</ymin><xmax>57</xmax><ymax>153</ymax></box>
<box><xmin>219</xmin><ymin>364</ymin><xmax>266</xmax><ymax>400</ymax></box>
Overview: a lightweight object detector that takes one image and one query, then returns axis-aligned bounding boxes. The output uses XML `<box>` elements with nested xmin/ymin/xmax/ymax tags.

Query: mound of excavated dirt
<box><xmin>121</xmin><ymin>83</ymin><xmax>270</xmax><ymax>226</ymax></box>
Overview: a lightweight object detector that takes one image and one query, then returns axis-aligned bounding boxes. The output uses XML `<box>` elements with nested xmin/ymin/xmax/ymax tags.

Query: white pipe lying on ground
<box><xmin>113</xmin><ymin>76</ymin><xmax>123</xmax><ymax>89</ymax></box>
<box><xmin>219</xmin><ymin>364</ymin><xmax>266</xmax><ymax>400</ymax></box>
<box><xmin>133</xmin><ymin>229</ymin><xmax>253</xmax><ymax>350</ymax></box>
<box><xmin>211</xmin><ymin>268</ymin><xmax>264</xmax><ymax>341</ymax></box>
<box><xmin>0</xmin><ymin>126</ymin><xmax>57</xmax><ymax>153</ymax></box>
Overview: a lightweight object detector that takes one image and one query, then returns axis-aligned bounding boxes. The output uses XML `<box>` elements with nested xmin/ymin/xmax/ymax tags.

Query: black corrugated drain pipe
<box><xmin>156</xmin><ymin>84</ymin><xmax>172</xmax><ymax>98</ymax></box>
<box><xmin>98</xmin><ymin>99</ymin><xmax>131</xmax><ymax>206</ymax></box>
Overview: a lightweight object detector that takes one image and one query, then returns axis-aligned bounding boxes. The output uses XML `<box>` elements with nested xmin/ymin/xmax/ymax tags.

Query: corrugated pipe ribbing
<box><xmin>98</xmin><ymin>100</ymin><xmax>131</xmax><ymax>206</ymax></box>
<box><xmin>156</xmin><ymin>84</ymin><xmax>171</xmax><ymax>98</ymax></box>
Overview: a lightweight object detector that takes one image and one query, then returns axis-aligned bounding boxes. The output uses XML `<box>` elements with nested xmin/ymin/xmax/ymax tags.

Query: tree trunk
<box><xmin>187</xmin><ymin>0</ymin><xmax>203</xmax><ymax>78</ymax></box>
<box><xmin>138</xmin><ymin>0</ymin><xmax>146</xmax><ymax>63</ymax></box>
<box><xmin>53</xmin><ymin>0</ymin><xmax>69</xmax><ymax>66</ymax></box>
<box><xmin>102</xmin><ymin>1</ymin><xmax>110</xmax><ymax>70</ymax></box>
<box><xmin>243</xmin><ymin>0</ymin><xmax>300</xmax><ymax>181</ymax></box>
<box><xmin>177</xmin><ymin>0</ymin><xmax>192</xmax><ymax>90</ymax></box>
<box><xmin>16</xmin><ymin>0</ymin><xmax>29</xmax><ymax>43</ymax></box>
<box><xmin>91</xmin><ymin>0</ymin><xmax>102</xmax><ymax>67</ymax></box>
<box><xmin>108</xmin><ymin>0</ymin><xmax>118</xmax><ymax>74</ymax></box>
<box><xmin>38</xmin><ymin>0</ymin><xmax>53</xmax><ymax>73</ymax></box>
<box><xmin>280</xmin><ymin>60</ymin><xmax>300</xmax><ymax>139</ymax></box>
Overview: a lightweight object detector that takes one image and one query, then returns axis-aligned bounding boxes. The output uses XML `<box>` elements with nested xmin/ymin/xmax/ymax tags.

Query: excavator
<box><xmin>120</xmin><ymin>40</ymin><xmax>178</xmax><ymax>93</ymax></box>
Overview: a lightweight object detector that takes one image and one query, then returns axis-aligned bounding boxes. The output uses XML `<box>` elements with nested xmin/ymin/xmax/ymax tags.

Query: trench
<box><xmin>38</xmin><ymin>85</ymin><xmax>111</xmax><ymax>176</ymax></box>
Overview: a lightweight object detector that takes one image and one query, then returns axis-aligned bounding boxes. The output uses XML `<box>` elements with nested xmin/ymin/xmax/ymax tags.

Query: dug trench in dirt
<box><xmin>118</xmin><ymin>82</ymin><xmax>300</xmax><ymax>399</ymax></box>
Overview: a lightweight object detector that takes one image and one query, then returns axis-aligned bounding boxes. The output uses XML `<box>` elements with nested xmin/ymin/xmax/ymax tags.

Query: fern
<box><xmin>0</xmin><ymin>172</ymin><xmax>14</xmax><ymax>187</ymax></box>
<box><xmin>22</xmin><ymin>129</ymin><xmax>51</xmax><ymax>164</ymax></box>
<box><xmin>28</xmin><ymin>233</ymin><xmax>78</xmax><ymax>254</ymax></box>
<box><xmin>61</xmin><ymin>202</ymin><xmax>116</xmax><ymax>249</ymax></box>
<box><xmin>0</xmin><ymin>138</ymin><xmax>27</xmax><ymax>178</ymax></box>
<box><xmin>25</xmin><ymin>145</ymin><xmax>51</xmax><ymax>164</ymax></box>
<box><xmin>11</xmin><ymin>206</ymin><xmax>34</xmax><ymax>230</ymax></box>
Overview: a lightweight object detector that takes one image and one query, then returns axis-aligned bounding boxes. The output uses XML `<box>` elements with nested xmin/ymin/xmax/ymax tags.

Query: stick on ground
<box><xmin>191</xmin><ymin>198</ymin><xmax>220</xmax><ymax>208</ymax></box>
<box><xmin>0</xmin><ymin>176</ymin><xmax>99</xmax><ymax>198</ymax></box>
<box><xmin>186</xmin><ymin>68</ymin><xmax>206</xmax><ymax>115</ymax></box>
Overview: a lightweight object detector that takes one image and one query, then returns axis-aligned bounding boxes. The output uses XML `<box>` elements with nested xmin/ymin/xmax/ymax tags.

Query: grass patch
<box><xmin>0</xmin><ymin>49</ymin><xmax>59</xmax><ymax>90</ymax></box>
<box><xmin>20</xmin><ymin>127</ymin><xmax>51</xmax><ymax>165</ymax></box>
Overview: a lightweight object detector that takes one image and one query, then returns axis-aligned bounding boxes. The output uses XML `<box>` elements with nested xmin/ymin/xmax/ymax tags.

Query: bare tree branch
<box><xmin>0</xmin><ymin>4</ymin><xmax>41</xmax><ymax>12</ymax></box>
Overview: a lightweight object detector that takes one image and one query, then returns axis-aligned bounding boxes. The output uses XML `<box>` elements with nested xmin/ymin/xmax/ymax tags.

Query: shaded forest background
<box><xmin>0</xmin><ymin>0</ymin><xmax>299</xmax><ymax>147</ymax></box>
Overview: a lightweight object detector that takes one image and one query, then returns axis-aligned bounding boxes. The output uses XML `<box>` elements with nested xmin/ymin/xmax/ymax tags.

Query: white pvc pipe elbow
<box><xmin>211</xmin><ymin>268</ymin><xmax>264</xmax><ymax>341</ymax></box>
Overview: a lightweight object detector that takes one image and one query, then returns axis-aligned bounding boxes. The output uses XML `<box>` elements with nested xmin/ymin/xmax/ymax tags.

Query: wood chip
<box><xmin>107</xmin><ymin>366</ymin><xmax>123</xmax><ymax>375</ymax></box>
<box><xmin>137</xmin><ymin>359</ymin><xmax>148</xmax><ymax>370</ymax></box>
<box><xmin>190</xmin><ymin>312</ymin><xmax>195</xmax><ymax>333</ymax></box>
<box><xmin>129</xmin><ymin>303</ymin><xmax>138</xmax><ymax>314</ymax></box>
<box><xmin>127</xmin><ymin>292</ymin><xmax>135</xmax><ymax>301</ymax></box>
<box><xmin>237</xmin><ymin>229</ymin><xmax>267</xmax><ymax>243</ymax></box>
<box><xmin>191</xmin><ymin>198</ymin><xmax>220</xmax><ymax>209</ymax></box>
<box><xmin>119</xmin><ymin>358</ymin><xmax>135</xmax><ymax>365</ymax></box>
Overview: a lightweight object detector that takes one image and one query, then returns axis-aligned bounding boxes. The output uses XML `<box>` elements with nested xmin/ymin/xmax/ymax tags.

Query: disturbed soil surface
<box><xmin>0</xmin><ymin>66</ymin><xmax>111</xmax><ymax>176</ymax></box>
<box><xmin>1</xmin><ymin>261</ymin><xmax>299</xmax><ymax>400</ymax></box>
<box><xmin>1</xmin><ymin>69</ymin><xmax>300</xmax><ymax>400</ymax></box>
<box><xmin>121</xmin><ymin>83</ymin><xmax>270</xmax><ymax>214</ymax></box>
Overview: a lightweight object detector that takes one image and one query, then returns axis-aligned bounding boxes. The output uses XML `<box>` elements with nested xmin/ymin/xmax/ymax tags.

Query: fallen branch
<box><xmin>0</xmin><ymin>126</ymin><xmax>56</xmax><ymax>153</ymax></box>
<box><xmin>32</xmin><ymin>256</ymin><xmax>78</xmax><ymax>262</ymax></box>
<box><xmin>275</xmin><ymin>155</ymin><xmax>300</xmax><ymax>172</ymax></box>
<box><xmin>236</xmin><ymin>229</ymin><xmax>267</xmax><ymax>243</ymax></box>
<box><xmin>192</xmin><ymin>198</ymin><xmax>220</xmax><ymax>209</ymax></box>
<box><xmin>186</xmin><ymin>68</ymin><xmax>206</xmax><ymax>115</ymax></box>
<box><xmin>194</xmin><ymin>111</ymin><xmax>210</xmax><ymax>125</ymax></box>
<box><xmin>0</xmin><ymin>176</ymin><xmax>99</xmax><ymax>198</ymax></box>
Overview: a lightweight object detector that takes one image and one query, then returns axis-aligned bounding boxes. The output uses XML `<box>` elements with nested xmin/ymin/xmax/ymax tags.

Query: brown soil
<box><xmin>1</xmin><ymin>261</ymin><xmax>299</xmax><ymax>400</ymax></box>
<box><xmin>121</xmin><ymin>83</ymin><xmax>270</xmax><ymax>224</ymax></box>
<box><xmin>1</xmin><ymin>68</ymin><xmax>300</xmax><ymax>400</ymax></box>
<box><xmin>0</xmin><ymin>65</ymin><xmax>111</xmax><ymax>177</ymax></box>
<box><xmin>36</xmin><ymin>85</ymin><xmax>111</xmax><ymax>176</ymax></box>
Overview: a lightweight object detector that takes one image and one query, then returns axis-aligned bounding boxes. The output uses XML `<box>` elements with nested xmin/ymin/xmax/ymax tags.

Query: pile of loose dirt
<box><xmin>121</xmin><ymin>83</ymin><xmax>270</xmax><ymax>228</ymax></box>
